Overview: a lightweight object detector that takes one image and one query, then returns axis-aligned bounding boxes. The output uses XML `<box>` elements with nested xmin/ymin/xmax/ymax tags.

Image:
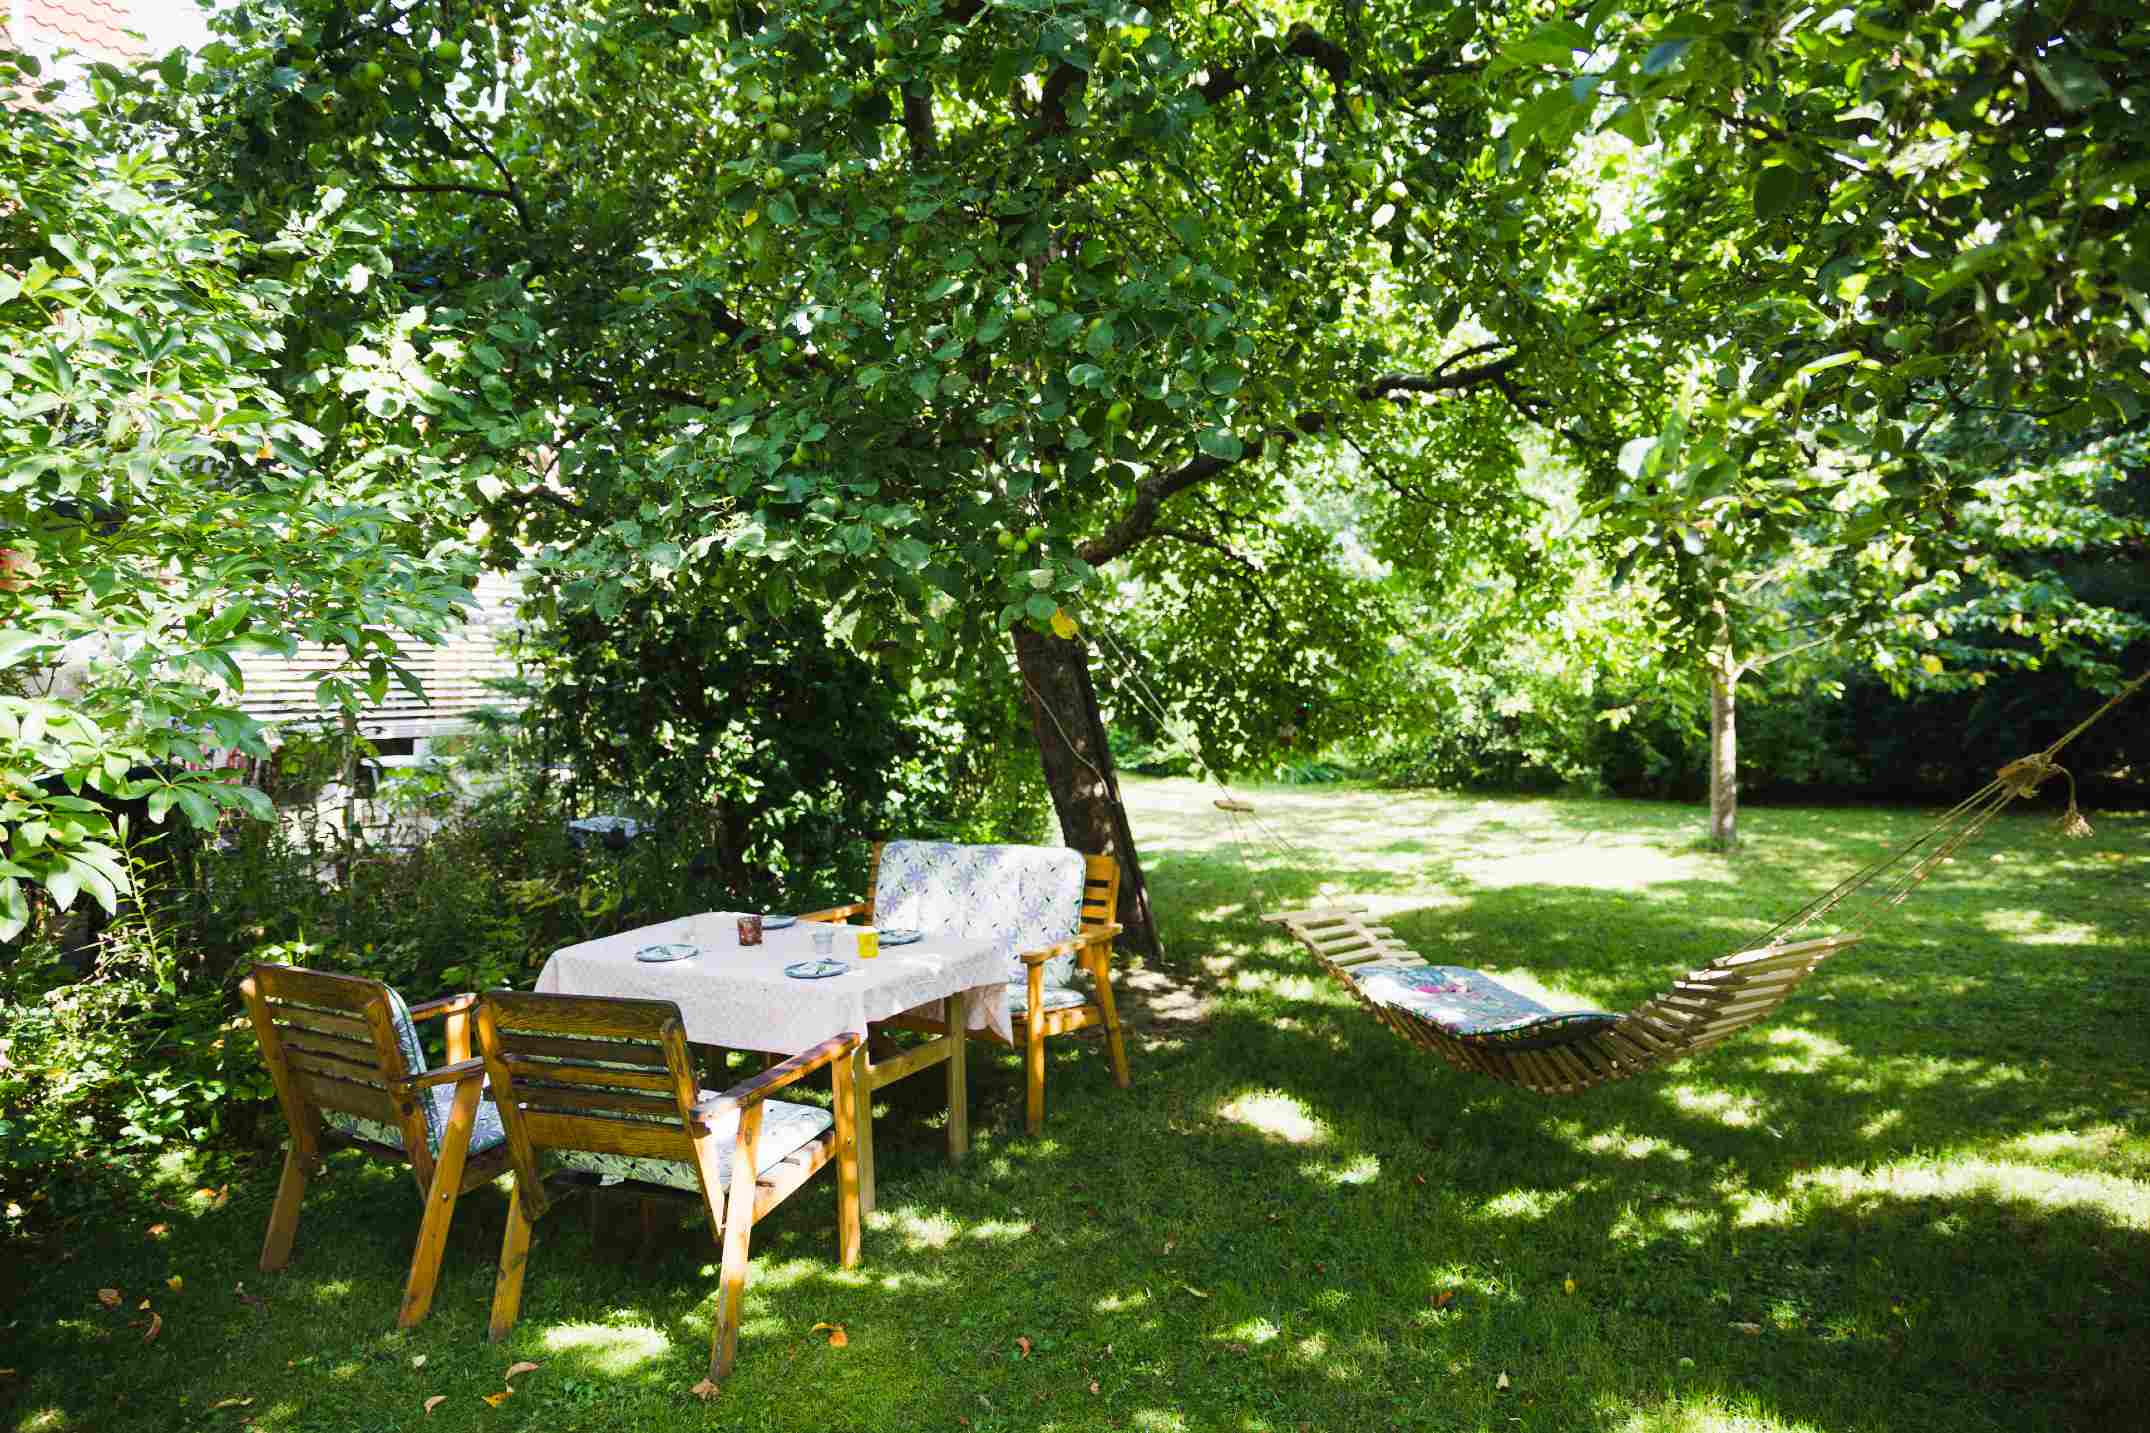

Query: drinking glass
<box><xmin>810</xmin><ymin>924</ymin><xmax>836</xmax><ymax>957</ymax></box>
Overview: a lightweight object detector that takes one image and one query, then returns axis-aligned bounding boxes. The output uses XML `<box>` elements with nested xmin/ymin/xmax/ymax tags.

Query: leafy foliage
<box><xmin>0</xmin><ymin>58</ymin><xmax>509</xmax><ymax>938</ymax></box>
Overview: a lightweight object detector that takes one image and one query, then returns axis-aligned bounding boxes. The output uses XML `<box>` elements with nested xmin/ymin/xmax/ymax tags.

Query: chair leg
<box><xmin>1025</xmin><ymin>1014</ymin><xmax>1047</xmax><ymax>1136</ymax></box>
<box><xmin>396</xmin><ymin>1179</ymin><xmax>463</xmax><ymax>1329</ymax></box>
<box><xmin>831</xmin><ymin>1058</ymin><xmax>862</xmax><ymax>1271</ymax></box>
<box><xmin>399</xmin><ymin>1083</ymin><xmax>481</xmax><ymax>1328</ymax></box>
<box><xmin>710</xmin><ymin>1105</ymin><xmax>765</xmax><ymax>1381</ymax></box>
<box><xmin>1095</xmin><ymin>976</ymin><xmax>1133</xmax><ymax>1090</ymax></box>
<box><xmin>260</xmin><ymin>1145</ymin><xmax>311</xmax><ymax>1272</ymax></box>
<box><xmin>489</xmin><ymin>1181</ymin><xmax>537</xmax><ymax>1343</ymax></box>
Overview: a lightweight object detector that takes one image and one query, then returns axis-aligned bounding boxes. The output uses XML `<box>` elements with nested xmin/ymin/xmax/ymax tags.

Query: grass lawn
<box><xmin>4</xmin><ymin>777</ymin><xmax>2146</xmax><ymax>1432</ymax></box>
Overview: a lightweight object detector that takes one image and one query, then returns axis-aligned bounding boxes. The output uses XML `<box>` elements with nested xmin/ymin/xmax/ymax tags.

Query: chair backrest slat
<box><xmin>480</xmin><ymin>992</ymin><xmax>701</xmax><ymax>1171</ymax></box>
<box><xmin>1080</xmin><ymin>853</ymin><xmax>1120</xmax><ymax>932</ymax></box>
<box><xmin>291</xmin><ymin>1068</ymin><xmax>402</xmax><ymax>1124</ymax></box>
<box><xmin>242</xmin><ymin>964</ymin><xmax>436</xmax><ymax>1170</ymax></box>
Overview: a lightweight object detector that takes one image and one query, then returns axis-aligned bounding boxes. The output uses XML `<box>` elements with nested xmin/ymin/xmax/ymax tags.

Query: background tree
<box><xmin>151</xmin><ymin>0</ymin><xmax>2147</xmax><ymax>943</ymax></box>
<box><xmin>0</xmin><ymin>60</ymin><xmax>515</xmax><ymax>940</ymax></box>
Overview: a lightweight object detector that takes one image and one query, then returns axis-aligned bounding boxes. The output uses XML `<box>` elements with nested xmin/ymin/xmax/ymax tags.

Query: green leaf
<box><xmin>1196</xmin><ymin>429</ymin><xmax>1244</xmax><ymax>461</ymax></box>
<box><xmin>1640</xmin><ymin>38</ymin><xmax>1694</xmax><ymax>75</ymax></box>
<box><xmin>2028</xmin><ymin>56</ymin><xmax>2111</xmax><ymax>113</ymax></box>
<box><xmin>1754</xmin><ymin>166</ymin><xmax>1804</xmax><ymax>221</ymax></box>
<box><xmin>1508</xmin><ymin>20</ymin><xmax>1589</xmax><ymax>67</ymax></box>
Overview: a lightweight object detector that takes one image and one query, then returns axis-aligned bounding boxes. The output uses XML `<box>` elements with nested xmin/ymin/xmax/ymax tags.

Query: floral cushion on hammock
<box><xmin>875</xmin><ymin>840</ymin><xmax>1087</xmax><ymax>987</ymax></box>
<box><xmin>1350</xmin><ymin>964</ymin><xmax>1618</xmax><ymax>1050</ymax></box>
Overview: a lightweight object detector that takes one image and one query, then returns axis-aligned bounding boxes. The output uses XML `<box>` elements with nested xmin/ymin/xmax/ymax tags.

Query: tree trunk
<box><xmin>1708</xmin><ymin>666</ymin><xmax>1739</xmax><ymax>850</ymax></box>
<box><xmin>1010</xmin><ymin>626</ymin><xmax>1162</xmax><ymax>958</ymax></box>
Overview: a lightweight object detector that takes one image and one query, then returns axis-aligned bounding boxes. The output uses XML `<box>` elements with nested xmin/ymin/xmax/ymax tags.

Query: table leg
<box><xmin>945</xmin><ymin>990</ymin><xmax>969</xmax><ymax>1163</ymax></box>
<box><xmin>848</xmin><ymin>1038</ymin><xmax>877</xmax><ymax>1217</ymax></box>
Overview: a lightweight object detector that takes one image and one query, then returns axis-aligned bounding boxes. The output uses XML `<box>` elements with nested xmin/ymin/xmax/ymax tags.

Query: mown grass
<box><xmin>4</xmin><ymin>777</ymin><xmax>2146</xmax><ymax>1432</ymax></box>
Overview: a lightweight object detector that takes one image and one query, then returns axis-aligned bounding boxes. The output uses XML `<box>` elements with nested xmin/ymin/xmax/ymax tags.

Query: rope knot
<box><xmin>1995</xmin><ymin>754</ymin><xmax>2059</xmax><ymax>796</ymax></box>
<box><xmin>1996</xmin><ymin>754</ymin><xmax>2093</xmax><ymax>837</ymax></box>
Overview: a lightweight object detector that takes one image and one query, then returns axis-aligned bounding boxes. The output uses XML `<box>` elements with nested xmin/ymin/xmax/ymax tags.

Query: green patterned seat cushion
<box><xmin>1351</xmin><ymin>963</ymin><xmax>1618</xmax><ymax>1051</ymax></box>
<box><xmin>550</xmin><ymin>1097</ymin><xmax>834</xmax><ymax>1194</ymax></box>
<box><xmin>325</xmin><ymin>1084</ymin><xmax>505</xmax><ymax>1157</ymax></box>
<box><xmin>1007</xmin><ymin>981</ymin><xmax>1089</xmax><ymax>1017</ymax></box>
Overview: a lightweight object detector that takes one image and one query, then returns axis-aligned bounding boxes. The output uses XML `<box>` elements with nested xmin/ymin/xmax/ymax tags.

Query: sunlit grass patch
<box><xmin>1219</xmin><ymin>1090</ymin><xmax>1327</xmax><ymax>1145</ymax></box>
<box><xmin>539</xmin><ymin>1322</ymin><xmax>672</xmax><ymax>1372</ymax></box>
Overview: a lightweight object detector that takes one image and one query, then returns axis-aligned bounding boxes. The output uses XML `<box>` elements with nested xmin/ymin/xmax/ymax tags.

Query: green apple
<box><xmin>769</xmin><ymin>121</ymin><xmax>794</xmax><ymax>142</ymax></box>
<box><xmin>762</xmin><ymin>166</ymin><xmax>784</xmax><ymax>189</ymax></box>
<box><xmin>403</xmin><ymin>65</ymin><xmax>425</xmax><ymax>90</ymax></box>
<box><xmin>1011</xmin><ymin>304</ymin><xmax>1035</xmax><ymax>322</ymax></box>
<box><xmin>874</xmin><ymin>33</ymin><xmax>896</xmax><ymax>57</ymax></box>
<box><xmin>1025</xmin><ymin>524</ymin><xmax>1046</xmax><ymax>543</ymax></box>
<box><xmin>996</xmin><ymin>531</ymin><xmax>1017</xmax><ymax>550</ymax></box>
<box><xmin>356</xmin><ymin>59</ymin><xmax>385</xmax><ymax>86</ymax></box>
<box><xmin>433</xmin><ymin>39</ymin><xmax>461</xmax><ymax>64</ymax></box>
<box><xmin>849</xmin><ymin>242</ymin><xmax>868</xmax><ymax>259</ymax></box>
<box><xmin>756</xmin><ymin>92</ymin><xmax>776</xmax><ymax>113</ymax></box>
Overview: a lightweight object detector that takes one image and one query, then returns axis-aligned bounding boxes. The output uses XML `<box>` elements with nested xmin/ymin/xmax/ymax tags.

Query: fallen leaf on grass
<box><xmin>410</xmin><ymin>1355</ymin><xmax>427</xmax><ymax>1370</ymax></box>
<box><xmin>1088</xmin><ymin>1381</ymin><xmax>1100</xmax><ymax>1395</ymax></box>
<box><xmin>147</xmin><ymin>1224</ymin><xmax>170</xmax><ymax>1239</ymax></box>
<box><xmin>505</xmin><ymin>1361</ymin><xmax>540</xmax><ymax>1380</ymax></box>
<box><xmin>1446</xmin><ymin>1361</ymin><xmax>1463</xmax><ymax>1375</ymax></box>
<box><xmin>1563</xmin><ymin>1277</ymin><xmax>1576</xmax><ymax>1296</ymax></box>
<box><xmin>167</xmin><ymin>1276</ymin><xmax>184</xmax><ymax>1294</ymax></box>
<box><xmin>210</xmin><ymin>1397</ymin><xmax>253</xmax><ymax>1411</ymax></box>
<box><xmin>1182</xmin><ymin>1284</ymin><xmax>1210</xmax><ymax>1299</ymax></box>
<box><xmin>143</xmin><ymin>1313</ymin><xmax>162</xmax><ymax>1342</ymax></box>
<box><xmin>138</xmin><ymin>1299</ymin><xmax>152</xmax><ymax>1311</ymax></box>
<box><xmin>809</xmin><ymin>1322</ymin><xmax>849</xmax><ymax>1348</ymax></box>
<box><xmin>1730</xmin><ymin>1322</ymin><xmax>1762</xmax><ymax>1335</ymax></box>
<box><xmin>423</xmin><ymin>1395</ymin><xmax>447</xmax><ymax>1416</ymax></box>
<box><xmin>689</xmin><ymin>1379</ymin><xmax>719</xmax><ymax>1401</ymax></box>
<box><xmin>97</xmin><ymin>1289</ymin><xmax>122</xmax><ymax>1308</ymax></box>
<box><xmin>1496</xmin><ymin>1372</ymin><xmax>1510</xmax><ymax>1391</ymax></box>
<box><xmin>1430</xmin><ymin>1289</ymin><xmax>1455</xmax><ymax>1309</ymax></box>
<box><xmin>1015</xmin><ymin>1336</ymin><xmax>1031</xmax><ymax>1358</ymax></box>
<box><xmin>481</xmin><ymin>1390</ymin><xmax>512</xmax><ymax>1407</ymax></box>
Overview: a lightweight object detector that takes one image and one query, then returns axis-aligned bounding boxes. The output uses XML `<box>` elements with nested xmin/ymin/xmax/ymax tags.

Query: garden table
<box><xmin>536</xmin><ymin>913</ymin><xmax>1006</xmax><ymax>1213</ymax></box>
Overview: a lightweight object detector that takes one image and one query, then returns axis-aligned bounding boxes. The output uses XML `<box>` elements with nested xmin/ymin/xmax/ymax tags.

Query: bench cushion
<box><xmin>1350</xmin><ymin>963</ymin><xmax>1618</xmax><ymax>1050</ymax></box>
<box><xmin>325</xmin><ymin>1084</ymin><xmax>506</xmax><ymax>1158</ymax></box>
<box><xmin>876</xmin><ymin>841</ymin><xmax>1086</xmax><ymax>987</ymax></box>
<box><xmin>550</xmin><ymin>1098</ymin><xmax>834</xmax><ymax>1194</ymax></box>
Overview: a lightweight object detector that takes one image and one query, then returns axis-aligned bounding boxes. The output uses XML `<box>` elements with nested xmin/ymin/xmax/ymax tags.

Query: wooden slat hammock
<box><xmin>1202</xmin><ymin>666</ymin><xmax>2150</xmax><ymax>1096</ymax></box>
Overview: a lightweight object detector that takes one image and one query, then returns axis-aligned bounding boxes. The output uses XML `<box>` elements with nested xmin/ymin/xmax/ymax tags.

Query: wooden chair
<box><xmin>804</xmin><ymin>841</ymin><xmax>1130</xmax><ymax>1135</ymax></box>
<box><xmin>475</xmin><ymin>991</ymin><xmax>862</xmax><ymax>1383</ymax></box>
<box><xmin>238</xmin><ymin>964</ymin><xmax>507</xmax><ymax>1328</ymax></box>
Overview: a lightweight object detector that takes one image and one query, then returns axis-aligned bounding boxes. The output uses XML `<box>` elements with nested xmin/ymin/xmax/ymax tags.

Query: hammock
<box><xmin>1262</xmin><ymin>907</ymin><xmax>1858</xmax><ymax>1094</ymax></box>
<box><xmin>1171</xmin><ymin>655</ymin><xmax>2148</xmax><ymax>1096</ymax></box>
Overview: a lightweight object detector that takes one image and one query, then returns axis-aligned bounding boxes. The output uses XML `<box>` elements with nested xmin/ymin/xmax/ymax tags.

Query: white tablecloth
<box><xmin>535</xmin><ymin>913</ymin><xmax>1011</xmax><ymax>1054</ymax></box>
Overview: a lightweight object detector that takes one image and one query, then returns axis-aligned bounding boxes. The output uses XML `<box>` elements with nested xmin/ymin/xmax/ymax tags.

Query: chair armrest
<box><xmin>1019</xmin><ymin>924</ymin><xmax>1124</xmax><ymax>966</ymax></box>
<box><xmin>395</xmin><ymin>1057</ymin><xmax>487</xmax><ymax>1093</ymax></box>
<box><xmin>406</xmin><ymin>993</ymin><xmax>478</xmax><ymax>1022</ymax></box>
<box><xmin>799</xmin><ymin>901</ymin><xmax>869</xmax><ymax>923</ymax></box>
<box><xmin>696</xmin><ymin>1033</ymin><xmax>860</xmax><ymax>1118</ymax></box>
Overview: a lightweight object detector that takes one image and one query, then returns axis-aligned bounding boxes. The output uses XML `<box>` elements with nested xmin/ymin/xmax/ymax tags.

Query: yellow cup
<box><xmin>855</xmin><ymin>927</ymin><xmax>880</xmax><ymax>960</ymax></box>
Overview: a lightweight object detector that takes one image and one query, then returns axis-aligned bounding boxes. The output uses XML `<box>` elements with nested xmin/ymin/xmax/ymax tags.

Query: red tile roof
<box><xmin>18</xmin><ymin>0</ymin><xmax>147</xmax><ymax>62</ymax></box>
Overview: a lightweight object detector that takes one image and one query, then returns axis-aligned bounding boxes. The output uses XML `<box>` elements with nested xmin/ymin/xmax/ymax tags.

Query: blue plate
<box><xmin>784</xmin><ymin>958</ymin><xmax>848</xmax><ymax>980</ymax></box>
<box><xmin>879</xmin><ymin>927</ymin><xmax>923</xmax><ymax>946</ymax></box>
<box><xmin>635</xmin><ymin>943</ymin><xmax>699</xmax><ymax>964</ymax></box>
<box><xmin>763</xmin><ymin>913</ymin><xmax>797</xmax><ymax>930</ymax></box>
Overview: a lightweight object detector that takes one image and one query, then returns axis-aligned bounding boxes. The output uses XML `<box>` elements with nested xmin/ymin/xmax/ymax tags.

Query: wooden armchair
<box><xmin>475</xmin><ymin>991</ymin><xmax>861</xmax><ymax>1384</ymax></box>
<box><xmin>238</xmin><ymin>964</ymin><xmax>508</xmax><ymax>1328</ymax></box>
<box><xmin>804</xmin><ymin>840</ymin><xmax>1130</xmax><ymax>1135</ymax></box>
